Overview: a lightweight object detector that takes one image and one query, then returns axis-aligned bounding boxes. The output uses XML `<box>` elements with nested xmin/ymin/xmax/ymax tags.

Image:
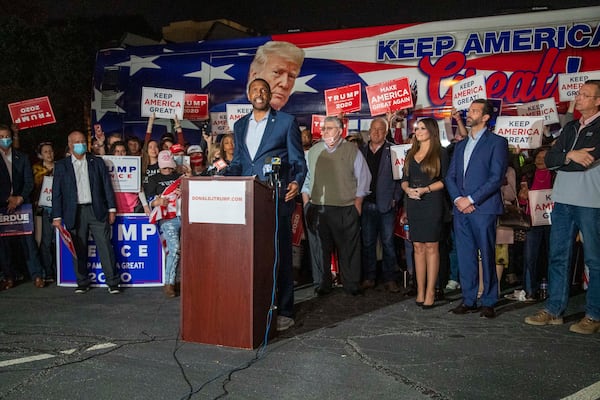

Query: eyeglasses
<box><xmin>574</xmin><ymin>92</ymin><xmax>600</xmax><ymax>98</ymax></box>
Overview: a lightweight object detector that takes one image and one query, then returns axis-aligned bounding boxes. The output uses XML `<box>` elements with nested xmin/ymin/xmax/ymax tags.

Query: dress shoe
<box><xmin>415</xmin><ymin>301</ymin><xmax>424</xmax><ymax>307</ymax></box>
<box><xmin>34</xmin><ymin>277</ymin><xmax>45</xmax><ymax>288</ymax></box>
<box><xmin>360</xmin><ymin>280</ymin><xmax>375</xmax><ymax>290</ymax></box>
<box><xmin>314</xmin><ymin>286</ymin><xmax>332</xmax><ymax>297</ymax></box>
<box><xmin>384</xmin><ymin>280</ymin><xmax>401</xmax><ymax>293</ymax></box>
<box><xmin>480</xmin><ymin>306</ymin><xmax>496</xmax><ymax>319</ymax></box>
<box><xmin>3</xmin><ymin>279</ymin><xmax>14</xmax><ymax>290</ymax></box>
<box><xmin>422</xmin><ymin>303</ymin><xmax>435</xmax><ymax>310</ymax></box>
<box><xmin>450</xmin><ymin>303</ymin><xmax>480</xmax><ymax>314</ymax></box>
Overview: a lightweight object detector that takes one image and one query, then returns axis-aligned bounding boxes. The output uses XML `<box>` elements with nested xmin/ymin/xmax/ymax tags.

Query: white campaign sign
<box><xmin>226</xmin><ymin>104</ymin><xmax>253</xmax><ymax>132</ymax></box>
<box><xmin>516</xmin><ymin>98</ymin><xmax>559</xmax><ymax>125</ymax></box>
<box><xmin>495</xmin><ymin>116</ymin><xmax>544</xmax><ymax>149</ymax></box>
<box><xmin>528</xmin><ymin>189</ymin><xmax>553</xmax><ymax>226</ymax></box>
<box><xmin>390</xmin><ymin>144</ymin><xmax>412</xmax><ymax>180</ymax></box>
<box><xmin>188</xmin><ymin>180</ymin><xmax>246</xmax><ymax>224</ymax></box>
<box><xmin>558</xmin><ymin>71</ymin><xmax>600</xmax><ymax>101</ymax></box>
<box><xmin>38</xmin><ymin>176</ymin><xmax>53</xmax><ymax>207</ymax></box>
<box><xmin>141</xmin><ymin>87</ymin><xmax>185</xmax><ymax>119</ymax></box>
<box><xmin>101</xmin><ymin>156</ymin><xmax>141</xmax><ymax>192</ymax></box>
<box><xmin>452</xmin><ymin>75</ymin><xmax>487</xmax><ymax>111</ymax></box>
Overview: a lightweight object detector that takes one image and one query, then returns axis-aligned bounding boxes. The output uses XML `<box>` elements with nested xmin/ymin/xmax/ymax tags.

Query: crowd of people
<box><xmin>0</xmin><ymin>39</ymin><xmax>598</xmax><ymax>336</ymax></box>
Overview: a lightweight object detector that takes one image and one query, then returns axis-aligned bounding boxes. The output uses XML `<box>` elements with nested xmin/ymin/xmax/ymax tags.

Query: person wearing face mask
<box><xmin>0</xmin><ymin>124</ymin><xmax>46</xmax><ymax>290</ymax></box>
<box><xmin>52</xmin><ymin>130</ymin><xmax>120</xmax><ymax>294</ymax></box>
<box><xmin>226</xmin><ymin>78</ymin><xmax>307</xmax><ymax>332</ymax></box>
<box><xmin>32</xmin><ymin>141</ymin><xmax>57</xmax><ymax>282</ymax></box>
<box><xmin>301</xmin><ymin>116</ymin><xmax>372</xmax><ymax>297</ymax></box>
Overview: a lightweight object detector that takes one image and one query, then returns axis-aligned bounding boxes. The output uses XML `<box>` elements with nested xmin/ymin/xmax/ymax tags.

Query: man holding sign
<box><xmin>525</xmin><ymin>80</ymin><xmax>600</xmax><ymax>334</ymax></box>
<box><xmin>52</xmin><ymin>131</ymin><xmax>120</xmax><ymax>294</ymax></box>
<box><xmin>0</xmin><ymin>124</ymin><xmax>45</xmax><ymax>289</ymax></box>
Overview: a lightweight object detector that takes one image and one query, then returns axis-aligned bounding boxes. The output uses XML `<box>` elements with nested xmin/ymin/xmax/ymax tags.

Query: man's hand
<box><xmin>108</xmin><ymin>211</ymin><xmax>116</xmax><ymax>225</ymax></box>
<box><xmin>52</xmin><ymin>218</ymin><xmax>62</xmax><ymax>229</ymax></box>
<box><xmin>6</xmin><ymin>196</ymin><xmax>22</xmax><ymax>213</ymax></box>
<box><xmin>567</xmin><ymin>147</ymin><xmax>595</xmax><ymax>168</ymax></box>
<box><xmin>455</xmin><ymin>196</ymin><xmax>474</xmax><ymax>214</ymax></box>
<box><xmin>285</xmin><ymin>181</ymin><xmax>299</xmax><ymax>202</ymax></box>
<box><xmin>354</xmin><ymin>198</ymin><xmax>363</xmax><ymax>216</ymax></box>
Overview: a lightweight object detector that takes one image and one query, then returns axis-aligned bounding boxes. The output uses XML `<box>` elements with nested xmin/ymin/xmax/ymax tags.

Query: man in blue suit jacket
<box><xmin>227</xmin><ymin>78</ymin><xmax>307</xmax><ymax>332</ymax></box>
<box><xmin>52</xmin><ymin>131</ymin><xmax>120</xmax><ymax>293</ymax></box>
<box><xmin>445</xmin><ymin>99</ymin><xmax>508</xmax><ymax>318</ymax></box>
<box><xmin>0</xmin><ymin>124</ymin><xmax>45</xmax><ymax>288</ymax></box>
<box><xmin>359</xmin><ymin>118</ymin><xmax>402</xmax><ymax>292</ymax></box>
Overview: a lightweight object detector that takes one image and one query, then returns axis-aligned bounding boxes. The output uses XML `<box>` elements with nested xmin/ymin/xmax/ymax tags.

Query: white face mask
<box><xmin>323</xmin><ymin>133</ymin><xmax>340</xmax><ymax>147</ymax></box>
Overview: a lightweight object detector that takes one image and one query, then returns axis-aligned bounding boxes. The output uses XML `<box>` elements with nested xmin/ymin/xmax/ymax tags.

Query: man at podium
<box><xmin>226</xmin><ymin>78</ymin><xmax>307</xmax><ymax>332</ymax></box>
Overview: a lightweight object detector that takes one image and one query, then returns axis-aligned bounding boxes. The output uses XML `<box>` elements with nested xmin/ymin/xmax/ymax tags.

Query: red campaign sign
<box><xmin>183</xmin><ymin>94</ymin><xmax>209</xmax><ymax>121</ymax></box>
<box><xmin>291</xmin><ymin>202</ymin><xmax>304</xmax><ymax>247</ymax></box>
<box><xmin>310</xmin><ymin>115</ymin><xmax>349</xmax><ymax>139</ymax></box>
<box><xmin>324</xmin><ymin>83</ymin><xmax>361</xmax><ymax>116</ymax></box>
<box><xmin>8</xmin><ymin>96</ymin><xmax>56</xmax><ymax>130</ymax></box>
<box><xmin>365</xmin><ymin>77</ymin><xmax>413</xmax><ymax>117</ymax></box>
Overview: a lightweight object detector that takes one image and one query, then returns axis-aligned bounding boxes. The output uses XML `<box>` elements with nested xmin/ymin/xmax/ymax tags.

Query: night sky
<box><xmin>17</xmin><ymin>0</ymin><xmax>600</xmax><ymax>35</ymax></box>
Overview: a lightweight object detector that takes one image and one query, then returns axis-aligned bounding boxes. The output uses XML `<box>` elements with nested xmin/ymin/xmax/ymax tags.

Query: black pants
<box><xmin>71</xmin><ymin>205</ymin><xmax>119</xmax><ymax>287</ymax></box>
<box><xmin>305</xmin><ymin>204</ymin><xmax>361</xmax><ymax>293</ymax></box>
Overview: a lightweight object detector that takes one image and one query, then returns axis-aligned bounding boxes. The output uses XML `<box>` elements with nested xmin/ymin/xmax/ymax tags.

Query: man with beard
<box><xmin>445</xmin><ymin>99</ymin><xmax>508</xmax><ymax>319</ymax></box>
<box><xmin>226</xmin><ymin>78</ymin><xmax>306</xmax><ymax>332</ymax></box>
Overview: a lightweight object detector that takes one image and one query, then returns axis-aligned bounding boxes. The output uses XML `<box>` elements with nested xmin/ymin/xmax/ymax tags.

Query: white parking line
<box><xmin>0</xmin><ymin>342</ymin><xmax>118</xmax><ymax>368</ymax></box>
<box><xmin>0</xmin><ymin>354</ymin><xmax>55</xmax><ymax>368</ymax></box>
<box><xmin>562</xmin><ymin>381</ymin><xmax>600</xmax><ymax>400</ymax></box>
<box><xmin>85</xmin><ymin>342</ymin><xmax>117</xmax><ymax>352</ymax></box>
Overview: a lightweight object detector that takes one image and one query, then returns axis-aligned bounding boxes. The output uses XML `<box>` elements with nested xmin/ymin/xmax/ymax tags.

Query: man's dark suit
<box><xmin>52</xmin><ymin>153</ymin><xmax>119</xmax><ymax>287</ymax></box>
<box><xmin>359</xmin><ymin>141</ymin><xmax>402</xmax><ymax>283</ymax></box>
<box><xmin>227</xmin><ymin>109</ymin><xmax>307</xmax><ymax>318</ymax></box>
<box><xmin>228</xmin><ymin>109</ymin><xmax>306</xmax><ymax>216</ymax></box>
<box><xmin>445</xmin><ymin>128</ymin><xmax>508</xmax><ymax>307</ymax></box>
<box><xmin>0</xmin><ymin>148</ymin><xmax>43</xmax><ymax>281</ymax></box>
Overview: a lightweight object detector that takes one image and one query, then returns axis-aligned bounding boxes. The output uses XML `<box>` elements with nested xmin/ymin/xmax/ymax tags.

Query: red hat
<box><xmin>170</xmin><ymin>143</ymin><xmax>185</xmax><ymax>154</ymax></box>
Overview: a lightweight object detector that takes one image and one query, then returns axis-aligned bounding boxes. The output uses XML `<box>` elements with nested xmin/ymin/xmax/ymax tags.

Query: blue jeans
<box><xmin>523</xmin><ymin>225</ymin><xmax>550</xmax><ymax>296</ymax></box>
<box><xmin>160</xmin><ymin>216</ymin><xmax>181</xmax><ymax>285</ymax></box>
<box><xmin>545</xmin><ymin>203</ymin><xmax>600</xmax><ymax>320</ymax></box>
<box><xmin>361</xmin><ymin>202</ymin><xmax>398</xmax><ymax>282</ymax></box>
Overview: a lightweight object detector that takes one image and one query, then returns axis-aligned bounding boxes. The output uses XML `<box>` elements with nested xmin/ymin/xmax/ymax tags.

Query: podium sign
<box><xmin>180</xmin><ymin>176</ymin><xmax>276</xmax><ymax>349</ymax></box>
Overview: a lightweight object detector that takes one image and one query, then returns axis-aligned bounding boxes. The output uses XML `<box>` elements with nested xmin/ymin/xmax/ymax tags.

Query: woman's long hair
<box><xmin>403</xmin><ymin>117</ymin><xmax>441</xmax><ymax>179</ymax></box>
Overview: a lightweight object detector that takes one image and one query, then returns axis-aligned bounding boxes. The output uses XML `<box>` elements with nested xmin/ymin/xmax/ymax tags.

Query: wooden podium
<box><xmin>180</xmin><ymin>176</ymin><xmax>276</xmax><ymax>349</ymax></box>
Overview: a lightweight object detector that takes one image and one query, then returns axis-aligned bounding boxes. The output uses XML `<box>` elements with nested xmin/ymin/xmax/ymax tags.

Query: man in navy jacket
<box><xmin>445</xmin><ymin>99</ymin><xmax>508</xmax><ymax>319</ymax></box>
<box><xmin>227</xmin><ymin>78</ymin><xmax>306</xmax><ymax>331</ymax></box>
<box><xmin>52</xmin><ymin>130</ymin><xmax>120</xmax><ymax>293</ymax></box>
<box><xmin>359</xmin><ymin>118</ymin><xmax>402</xmax><ymax>292</ymax></box>
<box><xmin>0</xmin><ymin>124</ymin><xmax>45</xmax><ymax>289</ymax></box>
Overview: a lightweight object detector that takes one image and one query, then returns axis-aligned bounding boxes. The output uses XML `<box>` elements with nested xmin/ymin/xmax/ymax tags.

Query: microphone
<box><xmin>201</xmin><ymin>159</ymin><xmax>228</xmax><ymax>176</ymax></box>
<box><xmin>271</xmin><ymin>156</ymin><xmax>281</xmax><ymax>186</ymax></box>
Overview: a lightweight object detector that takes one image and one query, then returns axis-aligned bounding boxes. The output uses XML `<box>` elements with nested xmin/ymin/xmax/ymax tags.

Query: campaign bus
<box><xmin>91</xmin><ymin>6</ymin><xmax>600</xmax><ymax>139</ymax></box>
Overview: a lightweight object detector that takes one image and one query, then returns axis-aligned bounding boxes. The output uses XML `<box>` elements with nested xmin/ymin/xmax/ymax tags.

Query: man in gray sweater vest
<box><xmin>301</xmin><ymin>116</ymin><xmax>371</xmax><ymax>295</ymax></box>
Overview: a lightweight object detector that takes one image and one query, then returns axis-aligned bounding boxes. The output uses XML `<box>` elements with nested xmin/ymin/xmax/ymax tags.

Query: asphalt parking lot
<box><xmin>1</xmin><ymin>281</ymin><xmax>599</xmax><ymax>400</ymax></box>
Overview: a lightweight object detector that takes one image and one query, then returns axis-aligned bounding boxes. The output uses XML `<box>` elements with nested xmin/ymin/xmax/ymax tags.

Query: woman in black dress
<box><xmin>401</xmin><ymin>118</ymin><xmax>449</xmax><ymax>308</ymax></box>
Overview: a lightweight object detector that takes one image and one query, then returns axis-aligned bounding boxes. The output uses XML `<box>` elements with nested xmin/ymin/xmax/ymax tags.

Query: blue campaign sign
<box><xmin>0</xmin><ymin>204</ymin><xmax>34</xmax><ymax>237</ymax></box>
<box><xmin>57</xmin><ymin>214</ymin><xmax>165</xmax><ymax>287</ymax></box>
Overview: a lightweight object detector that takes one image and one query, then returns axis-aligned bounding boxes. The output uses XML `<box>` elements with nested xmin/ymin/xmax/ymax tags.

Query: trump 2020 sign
<box><xmin>57</xmin><ymin>214</ymin><xmax>165</xmax><ymax>287</ymax></box>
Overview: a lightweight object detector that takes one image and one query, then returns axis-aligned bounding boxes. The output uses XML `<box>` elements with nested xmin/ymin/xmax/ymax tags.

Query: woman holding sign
<box><xmin>518</xmin><ymin>146</ymin><xmax>554</xmax><ymax>300</ymax></box>
<box><xmin>33</xmin><ymin>141</ymin><xmax>56</xmax><ymax>282</ymax></box>
<box><xmin>401</xmin><ymin>118</ymin><xmax>449</xmax><ymax>308</ymax></box>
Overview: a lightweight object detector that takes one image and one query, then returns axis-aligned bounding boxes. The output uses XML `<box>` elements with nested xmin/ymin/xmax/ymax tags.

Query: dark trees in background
<box><xmin>0</xmin><ymin>14</ymin><xmax>156</xmax><ymax>157</ymax></box>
